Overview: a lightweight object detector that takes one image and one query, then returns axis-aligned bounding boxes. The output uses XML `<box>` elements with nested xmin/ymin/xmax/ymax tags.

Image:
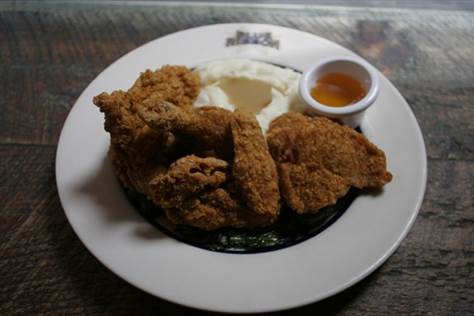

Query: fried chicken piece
<box><xmin>141</xmin><ymin>105</ymin><xmax>281</xmax><ymax>230</ymax></box>
<box><xmin>95</xmin><ymin>65</ymin><xmax>282</xmax><ymax>230</ymax></box>
<box><xmin>267</xmin><ymin>112</ymin><xmax>392</xmax><ymax>214</ymax></box>
<box><xmin>150</xmin><ymin>155</ymin><xmax>229</xmax><ymax>209</ymax></box>
<box><xmin>138</xmin><ymin>102</ymin><xmax>280</xmax><ymax>217</ymax></box>
<box><xmin>128</xmin><ymin>66</ymin><xmax>201</xmax><ymax>109</ymax></box>
<box><xmin>95</xmin><ymin>66</ymin><xmax>200</xmax><ymax>147</ymax></box>
<box><xmin>149</xmin><ymin>155</ymin><xmax>246</xmax><ymax>230</ymax></box>
<box><xmin>278</xmin><ymin>163</ymin><xmax>350</xmax><ymax>213</ymax></box>
<box><xmin>162</xmin><ymin>188</ymin><xmax>258</xmax><ymax>232</ymax></box>
<box><xmin>93</xmin><ymin>65</ymin><xmax>200</xmax><ymax>195</ymax></box>
<box><xmin>148</xmin><ymin>155</ymin><xmax>272</xmax><ymax>231</ymax></box>
<box><xmin>231</xmin><ymin>112</ymin><xmax>280</xmax><ymax>219</ymax></box>
<box><xmin>136</xmin><ymin>98</ymin><xmax>231</xmax><ymax>146</ymax></box>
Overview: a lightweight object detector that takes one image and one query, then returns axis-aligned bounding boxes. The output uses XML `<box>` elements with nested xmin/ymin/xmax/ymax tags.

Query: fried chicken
<box><xmin>137</xmin><ymin>98</ymin><xmax>232</xmax><ymax>154</ymax></box>
<box><xmin>150</xmin><ymin>155</ymin><xmax>229</xmax><ymax>210</ymax></box>
<box><xmin>148</xmin><ymin>155</ymin><xmax>249</xmax><ymax>230</ymax></box>
<box><xmin>94</xmin><ymin>64</ymin><xmax>281</xmax><ymax>230</ymax></box>
<box><xmin>139</xmin><ymin>103</ymin><xmax>281</xmax><ymax>230</ymax></box>
<box><xmin>93</xmin><ymin>65</ymin><xmax>201</xmax><ymax>195</ymax></box>
<box><xmin>95</xmin><ymin>64</ymin><xmax>391</xmax><ymax>230</ymax></box>
<box><xmin>231</xmin><ymin>111</ymin><xmax>280</xmax><ymax>219</ymax></box>
<box><xmin>267</xmin><ymin>112</ymin><xmax>392</xmax><ymax>214</ymax></box>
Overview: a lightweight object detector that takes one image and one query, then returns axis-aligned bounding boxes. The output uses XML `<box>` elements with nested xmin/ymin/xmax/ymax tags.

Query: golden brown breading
<box><xmin>139</xmin><ymin>104</ymin><xmax>281</xmax><ymax>230</ymax></box>
<box><xmin>231</xmin><ymin>112</ymin><xmax>280</xmax><ymax>220</ymax></box>
<box><xmin>162</xmin><ymin>188</ymin><xmax>251</xmax><ymax>231</ymax></box>
<box><xmin>93</xmin><ymin>89</ymin><xmax>169</xmax><ymax>195</ymax></box>
<box><xmin>267</xmin><ymin>112</ymin><xmax>392</xmax><ymax>214</ymax></box>
<box><xmin>128</xmin><ymin>66</ymin><xmax>201</xmax><ymax>109</ymax></box>
<box><xmin>279</xmin><ymin>163</ymin><xmax>349</xmax><ymax>214</ymax></box>
<box><xmin>147</xmin><ymin>154</ymin><xmax>276</xmax><ymax>231</ymax></box>
<box><xmin>136</xmin><ymin>98</ymin><xmax>232</xmax><ymax>146</ymax></box>
<box><xmin>93</xmin><ymin>65</ymin><xmax>200</xmax><ymax>195</ymax></box>
<box><xmin>147</xmin><ymin>155</ymin><xmax>247</xmax><ymax>231</ymax></box>
<box><xmin>138</xmin><ymin>104</ymin><xmax>281</xmax><ymax>220</ymax></box>
<box><xmin>94</xmin><ymin>65</ymin><xmax>200</xmax><ymax>147</ymax></box>
<box><xmin>94</xmin><ymin>65</ymin><xmax>281</xmax><ymax>231</ymax></box>
<box><xmin>149</xmin><ymin>155</ymin><xmax>229</xmax><ymax>209</ymax></box>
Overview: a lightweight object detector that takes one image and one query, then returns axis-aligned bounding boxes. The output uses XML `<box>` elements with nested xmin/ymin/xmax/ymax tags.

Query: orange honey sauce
<box><xmin>310</xmin><ymin>73</ymin><xmax>366</xmax><ymax>107</ymax></box>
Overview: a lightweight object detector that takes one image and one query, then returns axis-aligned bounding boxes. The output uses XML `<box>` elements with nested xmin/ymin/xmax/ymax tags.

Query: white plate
<box><xmin>56</xmin><ymin>23</ymin><xmax>427</xmax><ymax>313</ymax></box>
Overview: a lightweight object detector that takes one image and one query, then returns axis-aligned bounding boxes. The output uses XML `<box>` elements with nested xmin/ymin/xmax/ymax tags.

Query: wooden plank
<box><xmin>0</xmin><ymin>65</ymin><xmax>100</xmax><ymax>145</ymax></box>
<box><xmin>403</xmin><ymin>87</ymin><xmax>474</xmax><ymax>161</ymax></box>
<box><xmin>0</xmin><ymin>3</ymin><xmax>473</xmax><ymax>315</ymax></box>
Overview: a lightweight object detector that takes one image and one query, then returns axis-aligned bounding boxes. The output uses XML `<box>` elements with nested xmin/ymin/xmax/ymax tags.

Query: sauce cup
<box><xmin>299</xmin><ymin>56</ymin><xmax>380</xmax><ymax>127</ymax></box>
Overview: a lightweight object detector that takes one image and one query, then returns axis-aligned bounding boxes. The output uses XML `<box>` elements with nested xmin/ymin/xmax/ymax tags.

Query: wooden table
<box><xmin>1</xmin><ymin>2</ymin><xmax>473</xmax><ymax>315</ymax></box>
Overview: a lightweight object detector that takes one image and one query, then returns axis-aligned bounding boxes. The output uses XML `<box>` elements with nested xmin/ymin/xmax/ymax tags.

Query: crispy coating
<box><xmin>138</xmin><ymin>104</ymin><xmax>281</xmax><ymax>219</ymax></box>
<box><xmin>94</xmin><ymin>65</ymin><xmax>200</xmax><ymax>147</ymax></box>
<box><xmin>93</xmin><ymin>65</ymin><xmax>201</xmax><ymax>195</ymax></box>
<box><xmin>150</xmin><ymin>155</ymin><xmax>229</xmax><ymax>210</ymax></box>
<box><xmin>96</xmin><ymin>64</ymin><xmax>394</xmax><ymax>228</ymax></box>
<box><xmin>136</xmin><ymin>98</ymin><xmax>231</xmax><ymax>146</ymax></box>
<box><xmin>267</xmin><ymin>112</ymin><xmax>392</xmax><ymax>214</ymax></box>
<box><xmin>231</xmin><ymin>112</ymin><xmax>280</xmax><ymax>220</ymax></box>
<box><xmin>140</xmin><ymin>104</ymin><xmax>281</xmax><ymax>230</ymax></box>
<box><xmin>162</xmin><ymin>188</ymin><xmax>253</xmax><ymax>231</ymax></box>
<box><xmin>128</xmin><ymin>66</ymin><xmax>201</xmax><ymax>109</ymax></box>
<box><xmin>148</xmin><ymin>155</ymin><xmax>250</xmax><ymax>231</ymax></box>
<box><xmin>279</xmin><ymin>163</ymin><xmax>349</xmax><ymax>214</ymax></box>
<box><xmin>94</xmin><ymin>65</ymin><xmax>279</xmax><ymax>230</ymax></box>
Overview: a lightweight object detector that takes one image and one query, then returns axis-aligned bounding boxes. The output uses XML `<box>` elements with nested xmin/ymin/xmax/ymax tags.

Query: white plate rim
<box><xmin>55</xmin><ymin>23</ymin><xmax>427</xmax><ymax>313</ymax></box>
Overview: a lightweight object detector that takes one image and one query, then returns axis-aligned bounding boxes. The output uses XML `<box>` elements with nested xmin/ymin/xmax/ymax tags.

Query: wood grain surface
<box><xmin>1</xmin><ymin>2</ymin><xmax>473</xmax><ymax>315</ymax></box>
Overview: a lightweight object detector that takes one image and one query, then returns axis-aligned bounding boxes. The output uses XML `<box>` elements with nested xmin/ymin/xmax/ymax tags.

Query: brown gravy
<box><xmin>218</xmin><ymin>77</ymin><xmax>272</xmax><ymax>114</ymax></box>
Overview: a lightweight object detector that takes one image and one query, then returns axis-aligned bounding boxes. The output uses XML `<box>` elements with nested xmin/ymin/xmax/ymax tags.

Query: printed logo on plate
<box><xmin>226</xmin><ymin>31</ymin><xmax>280</xmax><ymax>49</ymax></box>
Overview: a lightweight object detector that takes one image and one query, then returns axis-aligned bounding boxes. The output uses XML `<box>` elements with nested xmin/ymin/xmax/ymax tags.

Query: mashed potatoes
<box><xmin>193</xmin><ymin>59</ymin><xmax>308</xmax><ymax>133</ymax></box>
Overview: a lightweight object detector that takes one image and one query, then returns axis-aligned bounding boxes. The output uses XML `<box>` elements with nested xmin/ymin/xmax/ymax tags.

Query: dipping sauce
<box><xmin>311</xmin><ymin>73</ymin><xmax>366</xmax><ymax>107</ymax></box>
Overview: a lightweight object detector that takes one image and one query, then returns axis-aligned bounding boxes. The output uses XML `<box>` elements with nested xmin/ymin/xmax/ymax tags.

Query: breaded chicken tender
<box><xmin>147</xmin><ymin>155</ymin><xmax>248</xmax><ymax>231</ymax></box>
<box><xmin>150</xmin><ymin>155</ymin><xmax>229</xmax><ymax>210</ymax></box>
<box><xmin>95</xmin><ymin>64</ymin><xmax>281</xmax><ymax>230</ymax></box>
<box><xmin>139</xmin><ymin>102</ymin><xmax>281</xmax><ymax>230</ymax></box>
<box><xmin>93</xmin><ymin>65</ymin><xmax>201</xmax><ymax>195</ymax></box>
<box><xmin>231</xmin><ymin>112</ymin><xmax>280</xmax><ymax>219</ymax></box>
<box><xmin>137</xmin><ymin>98</ymin><xmax>232</xmax><ymax>148</ymax></box>
<box><xmin>267</xmin><ymin>112</ymin><xmax>392</xmax><ymax>214</ymax></box>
